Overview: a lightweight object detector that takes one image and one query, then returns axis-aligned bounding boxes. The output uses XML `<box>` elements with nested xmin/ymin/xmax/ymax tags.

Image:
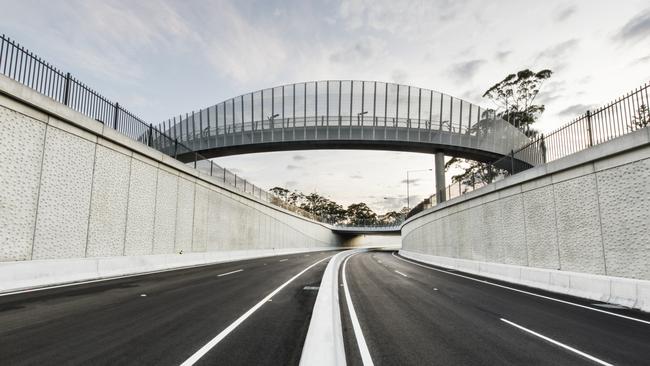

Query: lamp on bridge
<box><xmin>357</xmin><ymin>111</ymin><xmax>368</xmax><ymax>126</ymax></box>
<box><xmin>406</xmin><ymin>169</ymin><xmax>432</xmax><ymax>210</ymax></box>
<box><xmin>268</xmin><ymin>114</ymin><xmax>279</xmax><ymax>129</ymax></box>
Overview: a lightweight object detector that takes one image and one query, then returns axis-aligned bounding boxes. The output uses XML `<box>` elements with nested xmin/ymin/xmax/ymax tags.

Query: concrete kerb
<box><xmin>399</xmin><ymin>250</ymin><xmax>650</xmax><ymax>313</ymax></box>
<box><xmin>0</xmin><ymin>247</ymin><xmax>340</xmax><ymax>295</ymax></box>
<box><xmin>300</xmin><ymin>248</ymin><xmax>367</xmax><ymax>366</ymax></box>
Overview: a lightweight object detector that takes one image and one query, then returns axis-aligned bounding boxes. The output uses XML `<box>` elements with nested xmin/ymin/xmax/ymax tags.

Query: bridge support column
<box><xmin>435</xmin><ymin>152</ymin><xmax>446</xmax><ymax>204</ymax></box>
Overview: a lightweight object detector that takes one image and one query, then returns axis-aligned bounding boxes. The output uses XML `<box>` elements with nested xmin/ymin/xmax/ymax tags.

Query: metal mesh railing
<box><xmin>0</xmin><ymin>34</ymin><xmax>306</xmax><ymax>218</ymax></box>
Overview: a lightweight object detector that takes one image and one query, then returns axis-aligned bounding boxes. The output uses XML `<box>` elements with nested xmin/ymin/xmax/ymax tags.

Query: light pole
<box><xmin>268</xmin><ymin>113</ymin><xmax>279</xmax><ymax>129</ymax></box>
<box><xmin>406</xmin><ymin>168</ymin><xmax>432</xmax><ymax>210</ymax></box>
<box><xmin>357</xmin><ymin>111</ymin><xmax>368</xmax><ymax>126</ymax></box>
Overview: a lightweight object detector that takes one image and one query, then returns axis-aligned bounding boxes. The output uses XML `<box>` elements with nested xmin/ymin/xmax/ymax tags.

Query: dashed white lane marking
<box><xmin>217</xmin><ymin>269</ymin><xmax>243</xmax><ymax>277</ymax></box>
<box><xmin>392</xmin><ymin>252</ymin><xmax>650</xmax><ymax>326</ymax></box>
<box><xmin>279</xmin><ymin>259</ymin><xmax>288</xmax><ymax>262</ymax></box>
<box><xmin>140</xmin><ymin>294</ymin><xmax>147</xmax><ymax>297</ymax></box>
<box><xmin>179</xmin><ymin>255</ymin><xmax>332</xmax><ymax>366</ymax></box>
<box><xmin>394</xmin><ymin>270</ymin><xmax>408</xmax><ymax>277</ymax></box>
<box><xmin>500</xmin><ymin>318</ymin><xmax>614</xmax><ymax>366</ymax></box>
<box><xmin>343</xmin><ymin>253</ymin><xmax>375</xmax><ymax>366</ymax></box>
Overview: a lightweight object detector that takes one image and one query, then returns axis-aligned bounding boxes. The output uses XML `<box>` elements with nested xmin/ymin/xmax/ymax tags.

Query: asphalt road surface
<box><xmin>340</xmin><ymin>250</ymin><xmax>650</xmax><ymax>366</ymax></box>
<box><xmin>0</xmin><ymin>251</ymin><xmax>335</xmax><ymax>366</ymax></box>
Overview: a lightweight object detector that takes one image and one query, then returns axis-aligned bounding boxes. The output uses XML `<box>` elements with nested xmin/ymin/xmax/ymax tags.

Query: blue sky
<box><xmin>2</xmin><ymin>0</ymin><xmax>649</xmax><ymax>212</ymax></box>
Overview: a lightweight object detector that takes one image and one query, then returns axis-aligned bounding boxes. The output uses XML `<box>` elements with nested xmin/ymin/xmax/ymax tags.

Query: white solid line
<box><xmin>217</xmin><ymin>269</ymin><xmax>243</xmax><ymax>277</ymax></box>
<box><xmin>394</xmin><ymin>270</ymin><xmax>408</xmax><ymax>277</ymax></box>
<box><xmin>179</xmin><ymin>255</ymin><xmax>332</xmax><ymax>366</ymax></box>
<box><xmin>500</xmin><ymin>318</ymin><xmax>614</xmax><ymax>366</ymax></box>
<box><xmin>279</xmin><ymin>259</ymin><xmax>288</xmax><ymax>262</ymax></box>
<box><xmin>392</xmin><ymin>252</ymin><xmax>650</xmax><ymax>326</ymax></box>
<box><xmin>343</xmin><ymin>253</ymin><xmax>375</xmax><ymax>366</ymax></box>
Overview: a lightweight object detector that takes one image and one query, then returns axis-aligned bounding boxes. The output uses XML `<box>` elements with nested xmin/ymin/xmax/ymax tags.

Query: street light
<box><xmin>406</xmin><ymin>168</ymin><xmax>432</xmax><ymax>210</ymax></box>
<box><xmin>268</xmin><ymin>113</ymin><xmax>279</xmax><ymax>129</ymax></box>
<box><xmin>357</xmin><ymin>111</ymin><xmax>368</xmax><ymax>126</ymax></box>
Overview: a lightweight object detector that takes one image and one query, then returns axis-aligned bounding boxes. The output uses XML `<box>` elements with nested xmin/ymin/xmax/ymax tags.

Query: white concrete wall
<box><xmin>401</xmin><ymin>127</ymin><xmax>650</xmax><ymax>310</ymax></box>
<box><xmin>0</xmin><ymin>75</ymin><xmax>341</xmax><ymax>291</ymax></box>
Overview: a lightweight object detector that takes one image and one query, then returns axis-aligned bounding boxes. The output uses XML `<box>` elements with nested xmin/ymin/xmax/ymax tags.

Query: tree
<box><xmin>446</xmin><ymin>68</ymin><xmax>553</xmax><ymax>185</ymax></box>
<box><xmin>346</xmin><ymin>202</ymin><xmax>378</xmax><ymax>225</ymax></box>
<box><xmin>483</xmin><ymin>69</ymin><xmax>553</xmax><ymax>137</ymax></box>
<box><xmin>631</xmin><ymin>104</ymin><xmax>650</xmax><ymax>129</ymax></box>
<box><xmin>377</xmin><ymin>207</ymin><xmax>408</xmax><ymax>225</ymax></box>
<box><xmin>300</xmin><ymin>192</ymin><xmax>346</xmax><ymax>224</ymax></box>
<box><xmin>270</xmin><ymin>187</ymin><xmax>290</xmax><ymax>201</ymax></box>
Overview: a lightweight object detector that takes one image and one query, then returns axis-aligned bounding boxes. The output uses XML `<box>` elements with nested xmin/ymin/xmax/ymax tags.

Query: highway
<box><xmin>3</xmin><ymin>248</ymin><xmax>650</xmax><ymax>366</ymax></box>
<box><xmin>0</xmin><ymin>251</ymin><xmax>334</xmax><ymax>366</ymax></box>
<box><xmin>340</xmin><ymin>251</ymin><xmax>650</xmax><ymax>366</ymax></box>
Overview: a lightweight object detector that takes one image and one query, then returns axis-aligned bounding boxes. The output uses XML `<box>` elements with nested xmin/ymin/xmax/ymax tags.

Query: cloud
<box><xmin>558</xmin><ymin>104</ymin><xmax>596</xmax><ymax>117</ymax></box>
<box><xmin>632</xmin><ymin>55</ymin><xmax>650</xmax><ymax>65</ymax></box>
<box><xmin>554</xmin><ymin>5</ymin><xmax>576</xmax><ymax>23</ymax></box>
<box><xmin>391</xmin><ymin>69</ymin><xmax>408</xmax><ymax>84</ymax></box>
<box><xmin>338</xmin><ymin>0</ymin><xmax>466</xmax><ymax>33</ymax></box>
<box><xmin>286</xmin><ymin>164</ymin><xmax>301</xmax><ymax>170</ymax></box>
<box><xmin>536</xmin><ymin>39</ymin><xmax>580</xmax><ymax>60</ymax></box>
<box><xmin>495</xmin><ymin>51</ymin><xmax>511</xmax><ymax>62</ymax></box>
<box><xmin>400</xmin><ymin>178</ymin><xmax>420</xmax><ymax>186</ymax></box>
<box><xmin>448</xmin><ymin>59</ymin><xmax>486</xmax><ymax>80</ymax></box>
<box><xmin>329</xmin><ymin>37</ymin><xmax>384</xmax><ymax>63</ymax></box>
<box><xmin>615</xmin><ymin>10</ymin><xmax>650</xmax><ymax>43</ymax></box>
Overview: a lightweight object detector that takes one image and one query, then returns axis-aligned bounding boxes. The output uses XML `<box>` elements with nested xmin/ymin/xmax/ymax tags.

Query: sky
<box><xmin>1</xmin><ymin>0</ymin><xmax>649</xmax><ymax>213</ymax></box>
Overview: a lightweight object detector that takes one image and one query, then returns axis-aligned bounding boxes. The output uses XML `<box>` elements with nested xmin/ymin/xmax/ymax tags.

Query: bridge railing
<box><xmin>0</xmin><ymin>34</ymin><xmax>310</xmax><ymax>219</ymax></box>
<box><xmin>491</xmin><ymin>81</ymin><xmax>650</xmax><ymax>173</ymax></box>
<box><xmin>157</xmin><ymin>80</ymin><xmax>534</xmax><ymax>165</ymax></box>
<box><xmin>408</xmin><ymin>80</ymin><xmax>650</xmax><ymax>218</ymax></box>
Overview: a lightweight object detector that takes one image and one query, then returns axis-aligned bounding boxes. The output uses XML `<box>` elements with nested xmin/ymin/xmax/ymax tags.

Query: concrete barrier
<box><xmin>0</xmin><ymin>247</ymin><xmax>338</xmax><ymax>294</ymax></box>
<box><xmin>300</xmin><ymin>249</ymin><xmax>366</xmax><ymax>366</ymax></box>
<box><xmin>400</xmin><ymin>250</ymin><xmax>650</xmax><ymax>312</ymax></box>
<box><xmin>401</xmin><ymin>126</ymin><xmax>650</xmax><ymax>312</ymax></box>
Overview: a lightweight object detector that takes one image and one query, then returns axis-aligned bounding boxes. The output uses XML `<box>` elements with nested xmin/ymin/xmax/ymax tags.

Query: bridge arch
<box><xmin>158</xmin><ymin>80</ymin><xmax>535</xmax><ymax>168</ymax></box>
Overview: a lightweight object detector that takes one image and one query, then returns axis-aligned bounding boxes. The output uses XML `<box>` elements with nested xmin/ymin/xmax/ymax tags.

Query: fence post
<box><xmin>510</xmin><ymin>150</ymin><xmax>515</xmax><ymax>174</ymax></box>
<box><xmin>586</xmin><ymin>110</ymin><xmax>594</xmax><ymax>147</ymax></box>
<box><xmin>174</xmin><ymin>139</ymin><xmax>178</xmax><ymax>159</ymax></box>
<box><xmin>63</xmin><ymin>72</ymin><xmax>71</xmax><ymax>106</ymax></box>
<box><xmin>223</xmin><ymin>168</ymin><xmax>226</xmax><ymax>182</ymax></box>
<box><xmin>148</xmin><ymin>124</ymin><xmax>153</xmax><ymax>147</ymax></box>
<box><xmin>540</xmin><ymin>134</ymin><xmax>547</xmax><ymax>164</ymax></box>
<box><xmin>113</xmin><ymin>102</ymin><xmax>119</xmax><ymax>130</ymax></box>
<box><xmin>193</xmin><ymin>153</ymin><xmax>197</xmax><ymax>169</ymax></box>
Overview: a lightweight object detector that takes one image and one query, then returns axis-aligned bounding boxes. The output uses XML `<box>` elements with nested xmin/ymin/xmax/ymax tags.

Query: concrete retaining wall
<box><xmin>0</xmin><ymin>75</ymin><xmax>341</xmax><ymax>292</ymax></box>
<box><xmin>401</xmin><ymin>127</ymin><xmax>650</xmax><ymax>310</ymax></box>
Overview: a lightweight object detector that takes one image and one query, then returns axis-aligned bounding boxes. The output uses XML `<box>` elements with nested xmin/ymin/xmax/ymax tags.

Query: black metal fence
<box><xmin>0</xmin><ymin>34</ymin><xmax>284</xmax><ymax>210</ymax></box>
<box><xmin>499</xmin><ymin>81</ymin><xmax>650</xmax><ymax>172</ymax></box>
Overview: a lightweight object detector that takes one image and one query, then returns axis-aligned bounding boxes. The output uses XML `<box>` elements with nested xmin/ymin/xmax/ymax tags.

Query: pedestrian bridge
<box><xmin>156</xmin><ymin>80</ymin><xmax>536</xmax><ymax>170</ymax></box>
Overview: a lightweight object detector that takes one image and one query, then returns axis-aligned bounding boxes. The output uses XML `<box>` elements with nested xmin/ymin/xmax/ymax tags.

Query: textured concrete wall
<box><xmin>0</xmin><ymin>78</ymin><xmax>340</xmax><ymax>269</ymax></box>
<box><xmin>402</xmin><ymin>128</ymin><xmax>650</xmax><ymax>281</ymax></box>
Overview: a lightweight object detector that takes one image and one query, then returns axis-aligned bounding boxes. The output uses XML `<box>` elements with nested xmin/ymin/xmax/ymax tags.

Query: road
<box><xmin>340</xmin><ymin>250</ymin><xmax>650</xmax><ymax>366</ymax></box>
<box><xmin>0</xmin><ymin>251</ymin><xmax>334</xmax><ymax>366</ymax></box>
